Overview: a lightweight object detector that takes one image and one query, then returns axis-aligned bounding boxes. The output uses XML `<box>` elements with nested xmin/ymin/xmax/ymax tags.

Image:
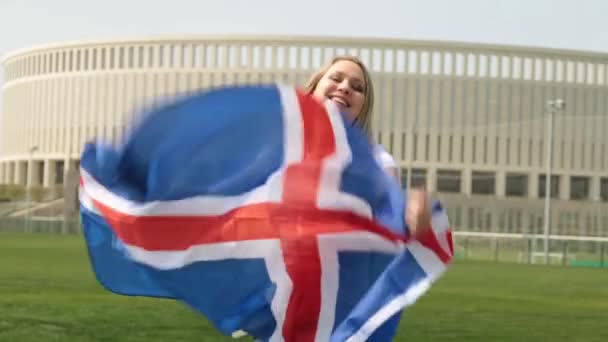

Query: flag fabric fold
<box><xmin>79</xmin><ymin>84</ymin><xmax>453</xmax><ymax>341</ymax></box>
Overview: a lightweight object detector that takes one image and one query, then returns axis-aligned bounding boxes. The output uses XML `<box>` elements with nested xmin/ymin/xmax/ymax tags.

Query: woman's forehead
<box><xmin>326</xmin><ymin>60</ymin><xmax>365</xmax><ymax>84</ymax></box>
<box><xmin>328</xmin><ymin>60</ymin><xmax>363</xmax><ymax>76</ymax></box>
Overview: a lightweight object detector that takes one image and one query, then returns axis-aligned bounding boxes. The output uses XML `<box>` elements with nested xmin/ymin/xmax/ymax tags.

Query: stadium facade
<box><xmin>1</xmin><ymin>36</ymin><xmax>607</xmax><ymax>237</ymax></box>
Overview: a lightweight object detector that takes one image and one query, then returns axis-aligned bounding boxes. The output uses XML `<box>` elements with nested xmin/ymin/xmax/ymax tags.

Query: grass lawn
<box><xmin>1</xmin><ymin>232</ymin><xmax>607</xmax><ymax>341</ymax></box>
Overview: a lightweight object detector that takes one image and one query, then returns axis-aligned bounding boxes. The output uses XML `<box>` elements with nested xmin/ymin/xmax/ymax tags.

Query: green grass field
<box><xmin>1</xmin><ymin>232</ymin><xmax>607</xmax><ymax>341</ymax></box>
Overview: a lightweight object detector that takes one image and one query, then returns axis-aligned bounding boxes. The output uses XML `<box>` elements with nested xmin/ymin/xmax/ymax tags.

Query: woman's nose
<box><xmin>337</xmin><ymin>81</ymin><xmax>351</xmax><ymax>94</ymax></box>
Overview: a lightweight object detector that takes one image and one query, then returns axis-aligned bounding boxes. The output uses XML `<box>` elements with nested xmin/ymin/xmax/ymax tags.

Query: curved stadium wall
<box><xmin>1</xmin><ymin>35</ymin><xmax>607</xmax><ymax>237</ymax></box>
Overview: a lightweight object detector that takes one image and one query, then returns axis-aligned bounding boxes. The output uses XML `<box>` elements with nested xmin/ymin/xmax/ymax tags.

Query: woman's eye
<box><xmin>352</xmin><ymin>84</ymin><xmax>364</xmax><ymax>92</ymax></box>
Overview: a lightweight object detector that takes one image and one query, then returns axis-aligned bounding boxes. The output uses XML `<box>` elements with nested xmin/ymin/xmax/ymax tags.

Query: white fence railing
<box><xmin>453</xmin><ymin>231</ymin><xmax>607</xmax><ymax>267</ymax></box>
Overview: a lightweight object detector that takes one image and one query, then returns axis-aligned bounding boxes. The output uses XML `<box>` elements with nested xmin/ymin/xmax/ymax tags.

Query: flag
<box><xmin>79</xmin><ymin>84</ymin><xmax>453</xmax><ymax>341</ymax></box>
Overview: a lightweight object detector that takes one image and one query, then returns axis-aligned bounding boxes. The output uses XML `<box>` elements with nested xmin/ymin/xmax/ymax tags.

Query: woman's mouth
<box><xmin>328</xmin><ymin>96</ymin><xmax>350</xmax><ymax>109</ymax></box>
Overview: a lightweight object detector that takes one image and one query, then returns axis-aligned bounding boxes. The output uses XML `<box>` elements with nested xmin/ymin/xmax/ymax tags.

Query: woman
<box><xmin>304</xmin><ymin>56</ymin><xmax>431</xmax><ymax>238</ymax></box>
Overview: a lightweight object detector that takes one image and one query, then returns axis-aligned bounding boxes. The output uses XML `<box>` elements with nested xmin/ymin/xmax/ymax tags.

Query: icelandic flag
<box><xmin>79</xmin><ymin>84</ymin><xmax>453</xmax><ymax>341</ymax></box>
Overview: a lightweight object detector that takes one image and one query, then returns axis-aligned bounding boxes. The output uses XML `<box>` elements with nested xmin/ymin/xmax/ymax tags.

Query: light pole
<box><xmin>25</xmin><ymin>145</ymin><xmax>38</xmax><ymax>233</ymax></box>
<box><xmin>543</xmin><ymin>99</ymin><xmax>565</xmax><ymax>264</ymax></box>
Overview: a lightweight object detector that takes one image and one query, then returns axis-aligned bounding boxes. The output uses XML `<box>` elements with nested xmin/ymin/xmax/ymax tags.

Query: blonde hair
<box><xmin>304</xmin><ymin>56</ymin><xmax>374</xmax><ymax>136</ymax></box>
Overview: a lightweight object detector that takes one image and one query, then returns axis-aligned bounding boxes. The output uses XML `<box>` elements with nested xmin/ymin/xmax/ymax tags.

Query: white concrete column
<box><xmin>559</xmin><ymin>174</ymin><xmax>569</xmax><ymax>201</ymax></box>
<box><xmin>62</xmin><ymin>158</ymin><xmax>72</xmax><ymax>185</ymax></box>
<box><xmin>461</xmin><ymin>168</ymin><xmax>472</xmax><ymax>196</ymax></box>
<box><xmin>1</xmin><ymin>164</ymin><xmax>7</xmax><ymax>185</ymax></box>
<box><xmin>427</xmin><ymin>167</ymin><xmax>437</xmax><ymax>193</ymax></box>
<box><xmin>15</xmin><ymin>161</ymin><xmax>26</xmax><ymax>186</ymax></box>
<box><xmin>43</xmin><ymin>159</ymin><xmax>56</xmax><ymax>187</ymax></box>
<box><xmin>496</xmin><ymin>171</ymin><xmax>506</xmax><ymax>197</ymax></box>
<box><xmin>0</xmin><ymin>163</ymin><xmax>7</xmax><ymax>184</ymax></box>
<box><xmin>528</xmin><ymin>171</ymin><xmax>539</xmax><ymax>200</ymax></box>
<box><xmin>27</xmin><ymin>160</ymin><xmax>41</xmax><ymax>187</ymax></box>
<box><xmin>590</xmin><ymin>176</ymin><xmax>601</xmax><ymax>201</ymax></box>
<box><xmin>0</xmin><ymin>163</ymin><xmax>5</xmax><ymax>184</ymax></box>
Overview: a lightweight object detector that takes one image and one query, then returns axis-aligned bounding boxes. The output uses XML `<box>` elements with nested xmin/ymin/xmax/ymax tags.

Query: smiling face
<box><xmin>304</xmin><ymin>56</ymin><xmax>374</xmax><ymax>136</ymax></box>
<box><xmin>311</xmin><ymin>60</ymin><xmax>366</xmax><ymax>121</ymax></box>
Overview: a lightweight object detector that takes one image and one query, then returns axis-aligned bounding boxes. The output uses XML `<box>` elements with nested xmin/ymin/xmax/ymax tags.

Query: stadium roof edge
<box><xmin>3</xmin><ymin>34</ymin><xmax>608</xmax><ymax>64</ymax></box>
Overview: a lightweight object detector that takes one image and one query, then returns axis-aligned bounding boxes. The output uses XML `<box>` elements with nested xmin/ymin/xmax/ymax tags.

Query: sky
<box><xmin>0</xmin><ymin>0</ymin><xmax>607</xmax><ymax>91</ymax></box>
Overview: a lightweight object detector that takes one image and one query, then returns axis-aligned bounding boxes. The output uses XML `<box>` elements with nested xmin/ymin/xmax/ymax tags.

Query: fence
<box><xmin>453</xmin><ymin>231</ymin><xmax>608</xmax><ymax>267</ymax></box>
<box><xmin>0</xmin><ymin>216</ymin><xmax>81</xmax><ymax>235</ymax></box>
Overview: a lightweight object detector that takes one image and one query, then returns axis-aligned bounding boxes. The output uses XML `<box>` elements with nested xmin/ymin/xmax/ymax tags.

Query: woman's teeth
<box><xmin>330</xmin><ymin>97</ymin><xmax>349</xmax><ymax>107</ymax></box>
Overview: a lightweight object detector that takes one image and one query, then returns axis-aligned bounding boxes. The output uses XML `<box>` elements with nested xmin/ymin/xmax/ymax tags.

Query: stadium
<box><xmin>1</xmin><ymin>35</ymin><xmax>607</xmax><ymax>341</ymax></box>
<box><xmin>2</xmin><ymin>35</ymin><xmax>607</xmax><ymax>238</ymax></box>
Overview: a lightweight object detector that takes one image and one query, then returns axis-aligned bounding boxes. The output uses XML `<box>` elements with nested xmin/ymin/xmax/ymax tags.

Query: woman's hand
<box><xmin>405</xmin><ymin>187</ymin><xmax>432</xmax><ymax>239</ymax></box>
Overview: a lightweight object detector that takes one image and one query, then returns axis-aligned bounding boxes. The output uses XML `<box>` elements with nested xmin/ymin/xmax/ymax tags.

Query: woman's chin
<box><xmin>332</xmin><ymin>102</ymin><xmax>354</xmax><ymax>119</ymax></box>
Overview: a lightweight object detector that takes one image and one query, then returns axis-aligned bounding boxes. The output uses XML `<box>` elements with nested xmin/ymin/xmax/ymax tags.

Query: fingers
<box><xmin>405</xmin><ymin>188</ymin><xmax>432</xmax><ymax>238</ymax></box>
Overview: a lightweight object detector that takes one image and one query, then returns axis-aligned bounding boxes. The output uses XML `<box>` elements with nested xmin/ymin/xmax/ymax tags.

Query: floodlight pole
<box><xmin>543</xmin><ymin>99</ymin><xmax>565</xmax><ymax>264</ymax></box>
<box><xmin>26</xmin><ymin>146</ymin><xmax>38</xmax><ymax>233</ymax></box>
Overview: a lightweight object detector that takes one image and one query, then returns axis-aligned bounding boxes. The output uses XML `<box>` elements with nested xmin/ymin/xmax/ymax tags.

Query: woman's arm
<box><xmin>374</xmin><ymin>145</ymin><xmax>401</xmax><ymax>185</ymax></box>
<box><xmin>374</xmin><ymin>145</ymin><xmax>431</xmax><ymax>238</ymax></box>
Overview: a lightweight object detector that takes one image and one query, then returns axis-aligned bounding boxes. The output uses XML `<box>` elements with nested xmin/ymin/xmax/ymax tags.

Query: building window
<box><xmin>570</xmin><ymin>176</ymin><xmax>590</xmax><ymax>200</ymax></box>
<box><xmin>559</xmin><ymin>212</ymin><xmax>568</xmax><ymax>234</ymax></box>
<box><xmin>411</xmin><ymin>168</ymin><xmax>427</xmax><ymax>188</ymax></box>
<box><xmin>506</xmin><ymin>173</ymin><xmax>528</xmax><ymax>197</ymax></box>
<box><xmin>538</xmin><ymin>174</ymin><xmax>559</xmax><ymax>198</ymax></box>
<box><xmin>55</xmin><ymin>161</ymin><xmax>65</xmax><ymax>185</ymax></box>
<box><xmin>36</xmin><ymin>161</ymin><xmax>44</xmax><ymax>185</ymax></box>
<box><xmin>400</xmin><ymin>168</ymin><xmax>408</xmax><ymax>189</ymax></box>
<box><xmin>601</xmin><ymin>178</ymin><xmax>608</xmax><ymax>202</ymax></box>
<box><xmin>437</xmin><ymin>169</ymin><xmax>461</xmax><ymax>193</ymax></box>
<box><xmin>472</xmin><ymin>171</ymin><xmax>495</xmax><ymax>195</ymax></box>
<box><xmin>446</xmin><ymin>207</ymin><xmax>462</xmax><ymax>229</ymax></box>
<box><xmin>453</xmin><ymin>206</ymin><xmax>462</xmax><ymax>229</ymax></box>
<box><xmin>467</xmin><ymin>208</ymin><xmax>475</xmax><ymax>230</ymax></box>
